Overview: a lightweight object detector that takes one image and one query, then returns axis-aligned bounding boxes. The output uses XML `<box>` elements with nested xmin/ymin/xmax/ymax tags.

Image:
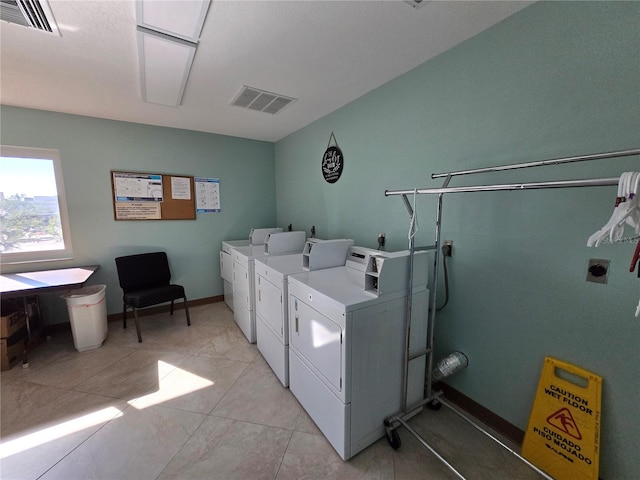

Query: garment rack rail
<box><xmin>383</xmin><ymin>148</ymin><xmax>639</xmax><ymax>480</ymax></box>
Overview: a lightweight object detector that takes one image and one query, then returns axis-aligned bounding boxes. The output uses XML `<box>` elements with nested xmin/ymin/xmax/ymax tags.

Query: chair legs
<box><xmin>122</xmin><ymin>303</ymin><xmax>143</xmax><ymax>342</ymax></box>
<box><xmin>132</xmin><ymin>308</ymin><xmax>142</xmax><ymax>343</ymax></box>
<box><xmin>184</xmin><ymin>296</ymin><xmax>191</xmax><ymax>326</ymax></box>
<box><xmin>170</xmin><ymin>298</ymin><xmax>191</xmax><ymax>327</ymax></box>
<box><xmin>122</xmin><ymin>299</ymin><xmax>189</xmax><ymax>343</ymax></box>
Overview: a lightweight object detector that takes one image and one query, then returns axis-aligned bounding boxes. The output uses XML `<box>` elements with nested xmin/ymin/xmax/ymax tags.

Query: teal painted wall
<box><xmin>0</xmin><ymin>106</ymin><xmax>276</xmax><ymax>320</ymax></box>
<box><xmin>275</xmin><ymin>3</ymin><xmax>639</xmax><ymax>479</ymax></box>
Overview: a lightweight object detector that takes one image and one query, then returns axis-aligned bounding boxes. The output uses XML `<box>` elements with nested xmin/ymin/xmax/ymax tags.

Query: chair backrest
<box><xmin>115</xmin><ymin>252</ymin><xmax>172</xmax><ymax>293</ymax></box>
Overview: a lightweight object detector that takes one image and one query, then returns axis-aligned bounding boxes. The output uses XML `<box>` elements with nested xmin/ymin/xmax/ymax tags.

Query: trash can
<box><xmin>61</xmin><ymin>284</ymin><xmax>108</xmax><ymax>352</ymax></box>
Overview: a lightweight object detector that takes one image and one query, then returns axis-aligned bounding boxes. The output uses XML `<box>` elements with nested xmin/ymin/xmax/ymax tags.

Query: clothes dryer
<box><xmin>254</xmin><ymin>239</ymin><xmax>354</xmax><ymax>386</ymax></box>
<box><xmin>287</xmin><ymin>246</ymin><xmax>428</xmax><ymax>460</ymax></box>
<box><xmin>220</xmin><ymin>227</ymin><xmax>282</xmax><ymax>310</ymax></box>
<box><xmin>232</xmin><ymin>231</ymin><xmax>307</xmax><ymax>343</ymax></box>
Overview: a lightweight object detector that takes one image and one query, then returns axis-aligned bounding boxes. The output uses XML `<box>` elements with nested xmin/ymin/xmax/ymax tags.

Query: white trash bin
<box><xmin>62</xmin><ymin>284</ymin><xmax>108</xmax><ymax>352</ymax></box>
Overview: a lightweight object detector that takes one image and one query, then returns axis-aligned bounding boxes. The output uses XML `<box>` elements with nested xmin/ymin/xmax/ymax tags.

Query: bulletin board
<box><xmin>111</xmin><ymin>171</ymin><xmax>196</xmax><ymax>220</ymax></box>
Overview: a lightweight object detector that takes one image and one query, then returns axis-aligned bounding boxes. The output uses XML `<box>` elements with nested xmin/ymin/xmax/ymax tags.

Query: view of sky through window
<box><xmin>0</xmin><ymin>155</ymin><xmax>66</xmax><ymax>256</ymax></box>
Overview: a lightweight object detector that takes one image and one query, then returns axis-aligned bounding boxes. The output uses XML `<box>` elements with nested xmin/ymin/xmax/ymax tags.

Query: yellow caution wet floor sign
<box><xmin>522</xmin><ymin>357</ymin><xmax>602</xmax><ymax>480</ymax></box>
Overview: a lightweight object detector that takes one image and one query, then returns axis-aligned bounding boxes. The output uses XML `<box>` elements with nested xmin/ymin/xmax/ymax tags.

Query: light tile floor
<box><xmin>1</xmin><ymin>302</ymin><xmax>543</xmax><ymax>480</ymax></box>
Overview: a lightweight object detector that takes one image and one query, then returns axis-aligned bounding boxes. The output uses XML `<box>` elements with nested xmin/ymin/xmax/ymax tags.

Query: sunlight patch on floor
<box><xmin>128</xmin><ymin>360</ymin><xmax>214</xmax><ymax>409</ymax></box>
<box><xmin>0</xmin><ymin>406</ymin><xmax>124</xmax><ymax>459</ymax></box>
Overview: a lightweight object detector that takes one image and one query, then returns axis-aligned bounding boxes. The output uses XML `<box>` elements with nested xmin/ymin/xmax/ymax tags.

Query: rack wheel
<box><xmin>386</xmin><ymin>429</ymin><xmax>401</xmax><ymax>450</ymax></box>
<box><xmin>427</xmin><ymin>399</ymin><xmax>442</xmax><ymax>410</ymax></box>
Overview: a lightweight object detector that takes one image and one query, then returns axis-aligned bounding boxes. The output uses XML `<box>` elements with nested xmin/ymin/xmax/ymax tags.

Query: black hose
<box><xmin>436</xmin><ymin>247</ymin><xmax>449</xmax><ymax>311</ymax></box>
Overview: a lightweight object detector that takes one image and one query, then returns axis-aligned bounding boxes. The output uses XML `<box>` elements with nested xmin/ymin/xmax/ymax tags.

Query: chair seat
<box><xmin>123</xmin><ymin>284</ymin><xmax>185</xmax><ymax>309</ymax></box>
<box><xmin>115</xmin><ymin>251</ymin><xmax>190</xmax><ymax>343</ymax></box>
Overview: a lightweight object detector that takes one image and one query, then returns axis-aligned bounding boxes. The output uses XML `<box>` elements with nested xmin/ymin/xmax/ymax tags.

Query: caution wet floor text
<box><xmin>521</xmin><ymin>357</ymin><xmax>602</xmax><ymax>480</ymax></box>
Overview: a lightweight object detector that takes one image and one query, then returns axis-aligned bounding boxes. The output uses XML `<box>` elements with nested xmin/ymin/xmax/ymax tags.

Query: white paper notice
<box><xmin>113</xmin><ymin>172</ymin><xmax>163</xmax><ymax>202</ymax></box>
<box><xmin>195</xmin><ymin>177</ymin><xmax>221</xmax><ymax>213</ymax></box>
<box><xmin>115</xmin><ymin>202</ymin><xmax>161</xmax><ymax>220</ymax></box>
<box><xmin>171</xmin><ymin>177</ymin><xmax>191</xmax><ymax>200</ymax></box>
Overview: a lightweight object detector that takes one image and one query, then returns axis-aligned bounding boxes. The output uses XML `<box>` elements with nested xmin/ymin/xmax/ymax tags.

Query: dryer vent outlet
<box><xmin>586</xmin><ymin>259</ymin><xmax>609</xmax><ymax>284</ymax></box>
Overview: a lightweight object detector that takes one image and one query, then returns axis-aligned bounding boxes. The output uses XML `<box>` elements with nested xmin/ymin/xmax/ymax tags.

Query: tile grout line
<box><xmin>152</xmin><ymin>410</ymin><xmax>209</xmax><ymax>480</ymax></box>
<box><xmin>33</xmin><ymin>392</ymin><xmax>133</xmax><ymax>480</ymax></box>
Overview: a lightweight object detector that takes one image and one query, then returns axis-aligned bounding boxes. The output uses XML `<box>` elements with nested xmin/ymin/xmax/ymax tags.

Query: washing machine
<box><xmin>287</xmin><ymin>246</ymin><xmax>429</xmax><ymax>460</ymax></box>
<box><xmin>254</xmin><ymin>239</ymin><xmax>354</xmax><ymax>386</ymax></box>
<box><xmin>232</xmin><ymin>230</ymin><xmax>307</xmax><ymax>343</ymax></box>
<box><xmin>220</xmin><ymin>227</ymin><xmax>282</xmax><ymax>310</ymax></box>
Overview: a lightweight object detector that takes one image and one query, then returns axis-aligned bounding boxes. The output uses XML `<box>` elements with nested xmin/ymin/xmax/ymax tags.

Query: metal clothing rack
<box><xmin>383</xmin><ymin>148</ymin><xmax>640</xmax><ymax>480</ymax></box>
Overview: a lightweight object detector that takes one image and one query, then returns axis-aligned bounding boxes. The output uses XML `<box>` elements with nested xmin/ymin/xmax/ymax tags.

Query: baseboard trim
<box><xmin>436</xmin><ymin>382</ymin><xmax>525</xmax><ymax>445</ymax></box>
<box><xmin>436</xmin><ymin>383</ymin><xmax>606</xmax><ymax>479</ymax></box>
<box><xmin>44</xmin><ymin>296</ymin><xmax>222</xmax><ymax>335</ymax></box>
<box><xmin>106</xmin><ymin>295</ymin><xmax>223</xmax><ymax>322</ymax></box>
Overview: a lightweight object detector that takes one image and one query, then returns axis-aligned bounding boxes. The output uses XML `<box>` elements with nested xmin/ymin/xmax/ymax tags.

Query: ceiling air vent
<box><xmin>230</xmin><ymin>86</ymin><xmax>295</xmax><ymax>115</ymax></box>
<box><xmin>0</xmin><ymin>0</ymin><xmax>59</xmax><ymax>34</ymax></box>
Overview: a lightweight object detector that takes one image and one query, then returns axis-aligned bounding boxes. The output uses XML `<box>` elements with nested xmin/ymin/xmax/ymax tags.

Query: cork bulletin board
<box><xmin>111</xmin><ymin>171</ymin><xmax>196</xmax><ymax>220</ymax></box>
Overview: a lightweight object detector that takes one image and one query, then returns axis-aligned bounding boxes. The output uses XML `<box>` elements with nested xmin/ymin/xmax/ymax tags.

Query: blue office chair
<box><xmin>115</xmin><ymin>251</ymin><xmax>190</xmax><ymax>342</ymax></box>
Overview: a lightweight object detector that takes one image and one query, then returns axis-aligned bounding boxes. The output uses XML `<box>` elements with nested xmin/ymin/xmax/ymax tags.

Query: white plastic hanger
<box><xmin>609</xmin><ymin>172</ymin><xmax>639</xmax><ymax>243</ymax></box>
<box><xmin>625</xmin><ymin>172</ymin><xmax>640</xmax><ymax>233</ymax></box>
<box><xmin>587</xmin><ymin>172</ymin><xmax>629</xmax><ymax>246</ymax></box>
<box><xmin>588</xmin><ymin>172</ymin><xmax>640</xmax><ymax>318</ymax></box>
<box><xmin>609</xmin><ymin>172</ymin><xmax>640</xmax><ymax>243</ymax></box>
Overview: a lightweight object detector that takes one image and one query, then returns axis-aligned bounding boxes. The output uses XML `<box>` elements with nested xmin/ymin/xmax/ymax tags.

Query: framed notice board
<box><xmin>111</xmin><ymin>171</ymin><xmax>196</xmax><ymax>220</ymax></box>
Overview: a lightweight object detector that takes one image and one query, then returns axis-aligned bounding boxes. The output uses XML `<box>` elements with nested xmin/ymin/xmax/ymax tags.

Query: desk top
<box><xmin>0</xmin><ymin>265</ymin><xmax>99</xmax><ymax>298</ymax></box>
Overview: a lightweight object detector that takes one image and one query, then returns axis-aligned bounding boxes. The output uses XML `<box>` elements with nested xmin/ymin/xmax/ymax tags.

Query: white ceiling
<box><xmin>0</xmin><ymin>1</ymin><xmax>532</xmax><ymax>142</ymax></box>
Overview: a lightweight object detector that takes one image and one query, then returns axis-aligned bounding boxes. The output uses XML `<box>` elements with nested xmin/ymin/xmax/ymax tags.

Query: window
<box><xmin>0</xmin><ymin>146</ymin><xmax>73</xmax><ymax>265</ymax></box>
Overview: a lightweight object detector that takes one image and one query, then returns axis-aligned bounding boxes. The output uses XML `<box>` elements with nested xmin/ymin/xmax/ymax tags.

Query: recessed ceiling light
<box><xmin>135</xmin><ymin>0</ymin><xmax>210</xmax><ymax>43</ymax></box>
<box><xmin>134</xmin><ymin>0</ymin><xmax>211</xmax><ymax>107</ymax></box>
<box><xmin>137</xmin><ymin>27</ymin><xmax>197</xmax><ymax>107</ymax></box>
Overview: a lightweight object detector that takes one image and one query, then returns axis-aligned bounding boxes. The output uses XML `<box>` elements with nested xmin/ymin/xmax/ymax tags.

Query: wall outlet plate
<box><xmin>443</xmin><ymin>239</ymin><xmax>453</xmax><ymax>256</ymax></box>
<box><xmin>586</xmin><ymin>259</ymin><xmax>610</xmax><ymax>284</ymax></box>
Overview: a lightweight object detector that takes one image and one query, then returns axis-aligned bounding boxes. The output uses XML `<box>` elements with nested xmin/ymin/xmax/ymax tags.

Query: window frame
<box><xmin>0</xmin><ymin>145</ymin><xmax>74</xmax><ymax>265</ymax></box>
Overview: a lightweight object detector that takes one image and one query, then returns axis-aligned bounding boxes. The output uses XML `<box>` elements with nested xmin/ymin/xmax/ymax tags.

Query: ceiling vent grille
<box><xmin>230</xmin><ymin>86</ymin><xmax>295</xmax><ymax>115</ymax></box>
<box><xmin>0</xmin><ymin>0</ymin><xmax>58</xmax><ymax>34</ymax></box>
<box><xmin>403</xmin><ymin>0</ymin><xmax>429</xmax><ymax>9</ymax></box>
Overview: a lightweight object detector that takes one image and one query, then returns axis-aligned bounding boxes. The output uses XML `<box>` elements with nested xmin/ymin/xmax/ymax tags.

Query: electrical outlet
<box><xmin>443</xmin><ymin>240</ymin><xmax>453</xmax><ymax>257</ymax></box>
<box><xmin>586</xmin><ymin>259</ymin><xmax>609</xmax><ymax>284</ymax></box>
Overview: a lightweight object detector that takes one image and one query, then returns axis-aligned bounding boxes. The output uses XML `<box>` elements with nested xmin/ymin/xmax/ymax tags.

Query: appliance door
<box><xmin>289</xmin><ymin>294</ymin><xmax>343</xmax><ymax>395</ymax></box>
<box><xmin>289</xmin><ymin>347</ymin><xmax>349</xmax><ymax>459</ymax></box>
<box><xmin>233</xmin><ymin>260</ymin><xmax>252</xmax><ymax>310</ymax></box>
<box><xmin>220</xmin><ymin>250</ymin><xmax>233</xmax><ymax>282</ymax></box>
<box><xmin>256</xmin><ymin>315</ymin><xmax>288</xmax><ymax>386</ymax></box>
<box><xmin>220</xmin><ymin>251</ymin><xmax>234</xmax><ymax>310</ymax></box>
<box><xmin>223</xmin><ymin>280</ymin><xmax>234</xmax><ymax>311</ymax></box>
<box><xmin>256</xmin><ymin>275</ymin><xmax>285</xmax><ymax>342</ymax></box>
<box><xmin>233</xmin><ymin>292</ymin><xmax>254</xmax><ymax>343</ymax></box>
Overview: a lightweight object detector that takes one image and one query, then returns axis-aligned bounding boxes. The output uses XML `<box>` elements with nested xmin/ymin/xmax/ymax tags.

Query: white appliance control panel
<box><xmin>302</xmin><ymin>238</ymin><xmax>354</xmax><ymax>270</ymax></box>
<box><xmin>263</xmin><ymin>231</ymin><xmax>307</xmax><ymax>255</ymax></box>
<box><xmin>249</xmin><ymin>227</ymin><xmax>283</xmax><ymax>245</ymax></box>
